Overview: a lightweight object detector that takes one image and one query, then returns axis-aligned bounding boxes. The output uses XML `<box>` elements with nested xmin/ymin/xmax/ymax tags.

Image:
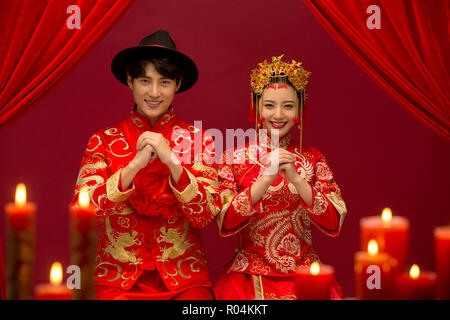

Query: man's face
<box><xmin>127</xmin><ymin>62</ymin><xmax>181</xmax><ymax>126</ymax></box>
<box><xmin>260</xmin><ymin>83</ymin><xmax>297</xmax><ymax>138</ymax></box>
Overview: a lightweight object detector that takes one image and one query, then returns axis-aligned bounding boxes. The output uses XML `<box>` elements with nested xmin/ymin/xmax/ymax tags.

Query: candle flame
<box><xmin>78</xmin><ymin>190</ymin><xmax>90</xmax><ymax>209</ymax></box>
<box><xmin>15</xmin><ymin>183</ymin><xmax>27</xmax><ymax>206</ymax></box>
<box><xmin>409</xmin><ymin>264</ymin><xmax>420</xmax><ymax>279</ymax></box>
<box><xmin>381</xmin><ymin>207</ymin><xmax>392</xmax><ymax>223</ymax></box>
<box><xmin>50</xmin><ymin>262</ymin><xmax>63</xmax><ymax>285</ymax></box>
<box><xmin>368</xmin><ymin>239</ymin><xmax>379</xmax><ymax>255</ymax></box>
<box><xmin>310</xmin><ymin>262</ymin><xmax>320</xmax><ymax>275</ymax></box>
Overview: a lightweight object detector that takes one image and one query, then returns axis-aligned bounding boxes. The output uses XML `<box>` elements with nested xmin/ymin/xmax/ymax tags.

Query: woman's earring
<box><xmin>258</xmin><ymin>117</ymin><xmax>265</xmax><ymax>129</ymax></box>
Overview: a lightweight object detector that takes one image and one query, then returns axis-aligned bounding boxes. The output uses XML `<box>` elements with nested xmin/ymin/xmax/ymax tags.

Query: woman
<box><xmin>214</xmin><ymin>55</ymin><xmax>347</xmax><ymax>300</ymax></box>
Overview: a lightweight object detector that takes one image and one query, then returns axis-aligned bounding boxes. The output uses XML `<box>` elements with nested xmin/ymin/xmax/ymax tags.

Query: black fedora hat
<box><xmin>111</xmin><ymin>30</ymin><xmax>198</xmax><ymax>93</ymax></box>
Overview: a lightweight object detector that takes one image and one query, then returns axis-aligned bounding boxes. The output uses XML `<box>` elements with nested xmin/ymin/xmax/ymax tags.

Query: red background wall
<box><xmin>1</xmin><ymin>0</ymin><xmax>449</xmax><ymax>298</ymax></box>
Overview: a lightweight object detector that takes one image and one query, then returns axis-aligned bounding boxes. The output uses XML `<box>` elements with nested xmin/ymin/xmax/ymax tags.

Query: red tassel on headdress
<box><xmin>293</xmin><ymin>117</ymin><xmax>299</xmax><ymax>124</ymax></box>
<box><xmin>248</xmin><ymin>92</ymin><xmax>256</xmax><ymax>123</ymax></box>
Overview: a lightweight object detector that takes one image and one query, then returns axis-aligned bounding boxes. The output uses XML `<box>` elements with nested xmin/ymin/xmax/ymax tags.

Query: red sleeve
<box><xmin>169</xmin><ymin>166</ymin><xmax>190</xmax><ymax>191</ymax></box>
<box><xmin>71</xmin><ymin>133</ymin><xmax>135</xmax><ymax>225</ymax></box>
<box><xmin>216</xmin><ymin>157</ymin><xmax>262</xmax><ymax>236</ymax></box>
<box><xmin>221</xmin><ymin>185</ymin><xmax>262</xmax><ymax>233</ymax></box>
<box><xmin>168</xmin><ymin>131</ymin><xmax>222</xmax><ymax>228</ymax></box>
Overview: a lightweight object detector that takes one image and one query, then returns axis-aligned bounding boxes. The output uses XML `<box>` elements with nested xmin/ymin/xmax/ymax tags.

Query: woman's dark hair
<box><xmin>126</xmin><ymin>54</ymin><xmax>183</xmax><ymax>84</ymax></box>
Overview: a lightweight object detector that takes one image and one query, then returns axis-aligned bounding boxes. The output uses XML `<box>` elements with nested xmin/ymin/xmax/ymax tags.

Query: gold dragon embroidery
<box><xmin>157</xmin><ymin>221</ymin><xmax>193</xmax><ymax>262</ymax></box>
<box><xmin>103</xmin><ymin>217</ymin><xmax>142</xmax><ymax>265</ymax></box>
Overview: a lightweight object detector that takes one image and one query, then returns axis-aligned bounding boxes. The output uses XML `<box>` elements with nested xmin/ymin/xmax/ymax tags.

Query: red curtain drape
<box><xmin>0</xmin><ymin>0</ymin><xmax>135</xmax><ymax>130</ymax></box>
<box><xmin>303</xmin><ymin>0</ymin><xmax>449</xmax><ymax>140</ymax></box>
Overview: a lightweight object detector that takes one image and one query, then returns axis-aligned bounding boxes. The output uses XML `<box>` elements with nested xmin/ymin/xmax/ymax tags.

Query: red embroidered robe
<box><xmin>71</xmin><ymin>107</ymin><xmax>221</xmax><ymax>292</ymax></box>
<box><xmin>214</xmin><ymin>133</ymin><xmax>347</xmax><ymax>299</ymax></box>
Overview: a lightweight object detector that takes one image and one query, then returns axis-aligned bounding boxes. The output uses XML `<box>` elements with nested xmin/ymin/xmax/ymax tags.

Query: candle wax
<box><xmin>35</xmin><ymin>283</ymin><xmax>72</xmax><ymax>300</ymax></box>
<box><xmin>295</xmin><ymin>264</ymin><xmax>334</xmax><ymax>300</ymax></box>
<box><xmin>360</xmin><ymin>216</ymin><xmax>409</xmax><ymax>272</ymax></box>
<box><xmin>434</xmin><ymin>226</ymin><xmax>450</xmax><ymax>299</ymax></box>
<box><xmin>355</xmin><ymin>251</ymin><xmax>396</xmax><ymax>300</ymax></box>
<box><xmin>395</xmin><ymin>271</ymin><xmax>436</xmax><ymax>300</ymax></box>
<box><xmin>5</xmin><ymin>203</ymin><xmax>36</xmax><ymax>230</ymax></box>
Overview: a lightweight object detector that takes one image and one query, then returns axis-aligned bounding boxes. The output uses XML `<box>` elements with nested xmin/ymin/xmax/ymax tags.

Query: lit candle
<box><xmin>69</xmin><ymin>190</ymin><xmax>97</xmax><ymax>300</ymax></box>
<box><xmin>4</xmin><ymin>183</ymin><xmax>36</xmax><ymax>299</ymax></box>
<box><xmin>434</xmin><ymin>225</ymin><xmax>450</xmax><ymax>299</ymax></box>
<box><xmin>35</xmin><ymin>262</ymin><xmax>72</xmax><ymax>300</ymax></box>
<box><xmin>395</xmin><ymin>264</ymin><xmax>436</xmax><ymax>300</ymax></box>
<box><xmin>5</xmin><ymin>183</ymin><xmax>36</xmax><ymax>229</ymax></box>
<box><xmin>360</xmin><ymin>208</ymin><xmax>409</xmax><ymax>272</ymax></box>
<box><xmin>355</xmin><ymin>239</ymin><xmax>396</xmax><ymax>300</ymax></box>
<box><xmin>294</xmin><ymin>262</ymin><xmax>335</xmax><ymax>300</ymax></box>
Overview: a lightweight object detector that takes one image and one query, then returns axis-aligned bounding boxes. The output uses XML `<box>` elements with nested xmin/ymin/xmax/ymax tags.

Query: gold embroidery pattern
<box><xmin>292</xmin><ymin>152</ymin><xmax>314</xmax><ymax>182</ymax></box>
<box><xmin>102</xmin><ymin>217</ymin><xmax>143</xmax><ymax>265</ymax></box>
<box><xmin>316</xmin><ymin>161</ymin><xmax>334</xmax><ymax>180</ymax></box>
<box><xmin>258</xmin><ymin>132</ymin><xmax>292</xmax><ymax>150</ymax></box>
<box><xmin>264</xmin><ymin>292</ymin><xmax>296</xmax><ymax>300</ymax></box>
<box><xmin>253</xmin><ymin>275</ymin><xmax>264</xmax><ymax>300</ymax></box>
<box><xmin>293</xmin><ymin>207</ymin><xmax>312</xmax><ymax>245</ymax></box>
<box><xmin>326</xmin><ymin>192</ymin><xmax>347</xmax><ymax>228</ymax></box>
<box><xmin>233</xmin><ymin>188</ymin><xmax>254</xmax><ymax>217</ymax></box>
<box><xmin>156</xmin><ymin>221</ymin><xmax>193</xmax><ymax>262</ymax></box>
<box><xmin>248</xmin><ymin>209</ymin><xmax>311</xmax><ymax>273</ymax></box>
<box><xmin>159</xmin><ymin>249</ymin><xmax>207</xmax><ymax>287</ymax></box>
<box><xmin>192</xmin><ymin>163</ymin><xmax>219</xmax><ymax>188</ymax></box>
<box><xmin>169</xmin><ymin>169</ymin><xmax>199</xmax><ymax>203</ymax></box>
<box><xmin>216</xmin><ymin>189</ymin><xmax>236</xmax><ymax>234</ymax></box>
<box><xmin>308</xmin><ymin>190</ymin><xmax>328</xmax><ymax>216</ymax></box>
<box><xmin>106</xmin><ymin>169</ymin><xmax>135</xmax><ymax>203</ymax></box>
<box><xmin>276</xmin><ymin>233</ymin><xmax>301</xmax><ymax>258</ymax></box>
<box><xmin>248</xmin><ymin>256</ymin><xmax>271</xmax><ymax>275</ymax></box>
<box><xmin>230</xmin><ymin>252</ymin><xmax>249</xmax><ymax>272</ymax></box>
<box><xmin>108</xmin><ymin>137</ymin><xmax>133</xmax><ymax>158</ymax></box>
<box><xmin>75</xmin><ymin>159</ymin><xmax>107</xmax><ymax>210</ymax></box>
<box><xmin>86</xmin><ymin>134</ymin><xmax>103</xmax><ymax>152</ymax></box>
<box><xmin>104</xmin><ymin>128</ymin><xmax>122</xmax><ymax>136</ymax></box>
<box><xmin>131</xmin><ymin>115</ymin><xmax>144</xmax><ymax>128</ymax></box>
<box><xmin>117</xmin><ymin>217</ymin><xmax>130</xmax><ymax>228</ymax></box>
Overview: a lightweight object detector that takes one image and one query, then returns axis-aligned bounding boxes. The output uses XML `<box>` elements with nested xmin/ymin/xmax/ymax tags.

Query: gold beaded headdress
<box><xmin>249</xmin><ymin>55</ymin><xmax>311</xmax><ymax>153</ymax></box>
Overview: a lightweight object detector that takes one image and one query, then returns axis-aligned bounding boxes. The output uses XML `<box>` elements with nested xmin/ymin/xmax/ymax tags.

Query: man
<box><xmin>71</xmin><ymin>30</ymin><xmax>220</xmax><ymax>300</ymax></box>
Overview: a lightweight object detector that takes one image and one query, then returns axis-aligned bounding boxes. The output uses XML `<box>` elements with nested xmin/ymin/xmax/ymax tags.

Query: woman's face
<box><xmin>260</xmin><ymin>83</ymin><xmax>297</xmax><ymax>138</ymax></box>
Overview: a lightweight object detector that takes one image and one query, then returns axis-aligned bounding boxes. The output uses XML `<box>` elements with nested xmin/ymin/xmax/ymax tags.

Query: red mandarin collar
<box><xmin>258</xmin><ymin>131</ymin><xmax>293</xmax><ymax>150</ymax></box>
<box><xmin>129</xmin><ymin>105</ymin><xmax>176</xmax><ymax>133</ymax></box>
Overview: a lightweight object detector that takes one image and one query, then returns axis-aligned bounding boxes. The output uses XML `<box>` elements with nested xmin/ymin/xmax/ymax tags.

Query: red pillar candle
<box><xmin>395</xmin><ymin>264</ymin><xmax>436</xmax><ymax>300</ymax></box>
<box><xmin>434</xmin><ymin>225</ymin><xmax>450</xmax><ymax>299</ymax></box>
<box><xmin>295</xmin><ymin>262</ymin><xmax>335</xmax><ymax>300</ymax></box>
<box><xmin>360</xmin><ymin>208</ymin><xmax>409</xmax><ymax>273</ymax></box>
<box><xmin>4</xmin><ymin>183</ymin><xmax>36</xmax><ymax>299</ymax></box>
<box><xmin>35</xmin><ymin>262</ymin><xmax>72</xmax><ymax>300</ymax></box>
<box><xmin>69</xmin><ymin>190</ymin><xmax>97</xmax><ymax>300</ymax></box>
<box><xmin>355</xmin><ymin>239</ymin><xmax>396</xmax><ymax>300</ymax></box>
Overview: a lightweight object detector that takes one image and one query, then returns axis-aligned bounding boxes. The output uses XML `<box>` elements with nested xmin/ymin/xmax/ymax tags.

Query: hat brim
<box><xmin>111</xmin><ymin>45</ymin><xmax>198</xmax><ymax>93</ymax></box>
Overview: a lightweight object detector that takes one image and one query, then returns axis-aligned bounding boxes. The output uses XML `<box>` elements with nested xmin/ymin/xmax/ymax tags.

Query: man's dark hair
<box><xmin>126</xmin><ymin>55</ymin><xmax>183</xmax><ymax>84</ymax></box>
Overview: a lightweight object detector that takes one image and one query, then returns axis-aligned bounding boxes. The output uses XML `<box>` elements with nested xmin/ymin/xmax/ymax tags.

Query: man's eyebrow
<box><xmin>139</xmin><ymin>75</ymin><xmax>172</xmax><ymax>80</ymax></box>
